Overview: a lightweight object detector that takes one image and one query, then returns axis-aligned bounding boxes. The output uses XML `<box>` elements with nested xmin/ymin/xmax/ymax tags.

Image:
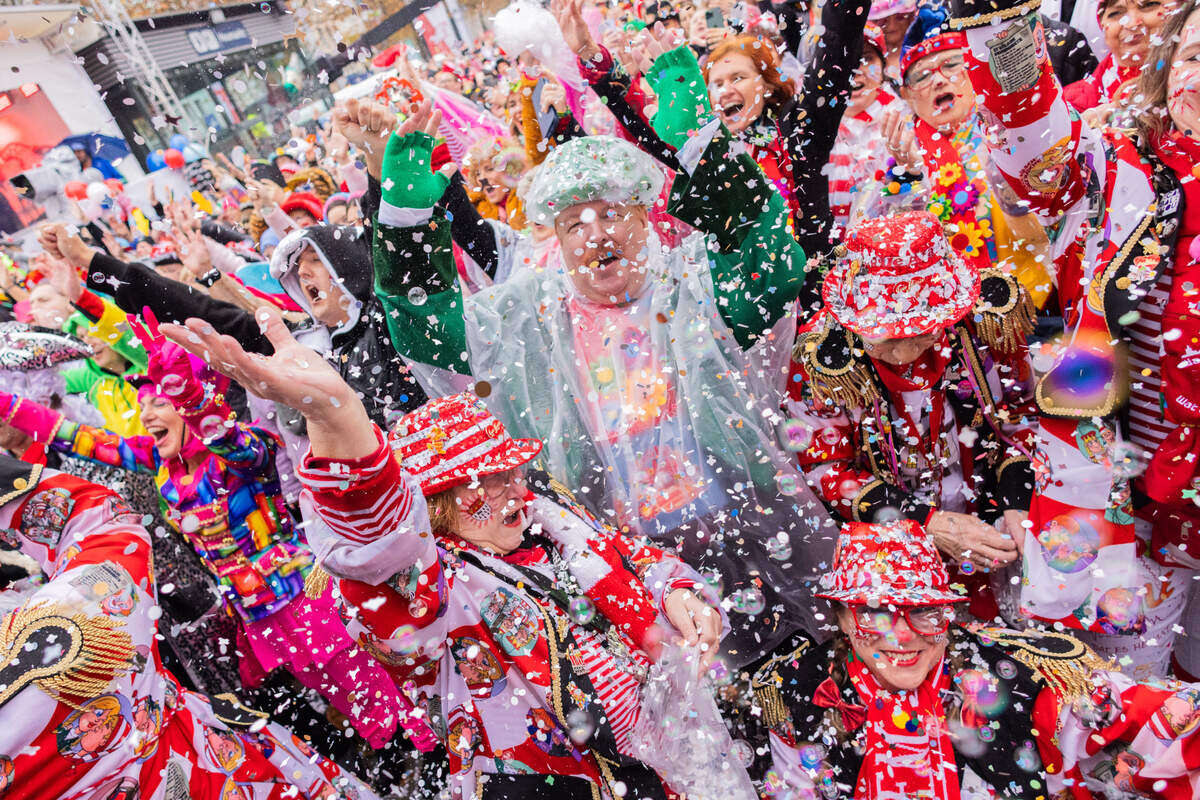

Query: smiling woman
<box><xmin>752</xmin><ymin>519</ymin><xmax>1200</xmax><ymax>797</ymax></box>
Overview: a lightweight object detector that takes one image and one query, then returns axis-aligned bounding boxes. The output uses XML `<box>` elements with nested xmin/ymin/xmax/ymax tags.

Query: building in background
<box><xmin>0</xmin><ymin>1</ymin><xmax>132</xmax><ymax>232</ymax></box>
<box><xmin>75</xmin><ymin>1</ymin><xmax>334</xmax><ymax>167</ymax></box>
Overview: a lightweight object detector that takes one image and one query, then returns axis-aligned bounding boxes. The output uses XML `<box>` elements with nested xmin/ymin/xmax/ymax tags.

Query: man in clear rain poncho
<box><xmin>368</xmin><ymin>98</ymin><xmax>835</xmax><ymax>665</ymax></box>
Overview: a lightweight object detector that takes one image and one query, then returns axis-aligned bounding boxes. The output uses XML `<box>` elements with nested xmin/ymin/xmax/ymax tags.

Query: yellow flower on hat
<box><xmin>949</xmin><ymin>219</ymin><xmax>992</xmax><ymax>258</ymax></box>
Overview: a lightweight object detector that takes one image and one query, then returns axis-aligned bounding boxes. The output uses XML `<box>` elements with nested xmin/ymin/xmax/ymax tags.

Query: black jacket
<box><xmin>270</xmin><ymin>224</ymin><xmax>427</xmax><ymax>424</ymax></box>
<box><xmin>85</xmin><ymin>233</ymin><xmax>425</xmax><ymax>426</ymax></box>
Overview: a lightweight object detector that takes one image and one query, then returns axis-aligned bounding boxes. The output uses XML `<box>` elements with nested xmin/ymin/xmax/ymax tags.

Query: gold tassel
<box><xmin>973</xmin><ymin>270</ymin><xmax>1036</xmax><ymax>356</ymax></box>
<box><xmin>793</xmin><ymin>323</ymin><xmax>879</xmax><ymax>410</ymax></box>
<box><xmin>0</xmin><ymin>603</ymin><xmax>135</xmax><ymax>708</ymax></box>
<box><xmin>304</xmin><ymin>564</ymin><xmax>332</xmax><ymax>599</ymax></box>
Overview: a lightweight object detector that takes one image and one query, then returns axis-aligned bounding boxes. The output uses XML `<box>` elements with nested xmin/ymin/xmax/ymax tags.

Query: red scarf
<box><xmin>848</xmin><ymin>655</ymin><xmax>960</xmax><ymax>800</ymax></box>
<box><xmin>1140</xmin><ymin>132</ymin><xmax>1200</xmax><ymax>510</ymax></box>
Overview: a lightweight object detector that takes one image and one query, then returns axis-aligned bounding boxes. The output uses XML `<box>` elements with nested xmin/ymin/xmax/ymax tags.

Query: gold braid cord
<box><xmin>973</xmin><ymin>269</ymin><xmax>1036</xmax><ymax>356</ymax></box>
<box><xmin>750</xmin><ymin>638</ymin><xmax>811</xmax><ymax>731</ymax></box>
<box><xmin>304</xmin><ymin>563</ymin><xmax>332</xmax><ymax>599</ymax></box>
<box><xmin>977</xmin><ymin>628</ymin><xmax>1112</xmax><ymax>702</ymax></box>
<box><xmin>0</xmin><ymin>603</ymin><xmax>135</xmax><ymax>708</ymax></box>
<box><xmin>793</xmin><ymin>317</ymin><xmax>879</xmax><ymax>410</ymax></box>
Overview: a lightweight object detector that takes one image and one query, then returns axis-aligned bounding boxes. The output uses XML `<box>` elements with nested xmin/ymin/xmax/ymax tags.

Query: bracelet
<box><xmin>196</xmin><ymin>268</ymin><xmax>222</xmax><ymax>288</ymax></box>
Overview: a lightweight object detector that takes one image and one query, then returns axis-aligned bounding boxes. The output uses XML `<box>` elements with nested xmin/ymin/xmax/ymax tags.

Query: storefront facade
<box><xmin>78</xmin><ymin>1</ymin><xmax>332</xmax><ymax>166</ymax></box>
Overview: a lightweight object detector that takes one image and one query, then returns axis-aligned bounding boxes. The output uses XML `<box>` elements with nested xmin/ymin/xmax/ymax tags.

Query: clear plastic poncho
<box><xmin>452</xmin><ymin>232</ymin><xmax>836</xmax><ymax>666</ymax></box>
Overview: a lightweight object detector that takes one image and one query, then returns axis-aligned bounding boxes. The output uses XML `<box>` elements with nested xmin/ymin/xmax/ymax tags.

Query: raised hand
<box><xmin>40</xmin><ymin>256</ymin><xmax>83</xmax><ymax>304</ymax></box>
<box><xmin>630</xmin><ymin>23</ymin><xmax>687</xmax><ymax>76</ymax></box>
<box><xmin>927</xmin><ymin>510</ymin><xmax>1019</xmax><ymax>570</ymax></box>
<box><xmin>881</xmin><ymin>107</ymin><xmax>923</xmax><ymax>176</ymax></box>
<box><xmin>332</xmin><ymin>98</ymin><xmax>399</xmax><ymax>179</ymax></box>
<box><xmin>38</xmin><ymin>223</ymin><xmax>96</xmax><ymax>271</ymax></box>
<box><xmin>131</xmin><ymin>308</ymin><xmax>206</xmax><ymax>408</ymax></box>
<box><xmin>159</xmin><ymin>306</ymin><xmax>377</xmax><ymax>461</ymax></box>
<box><xmin>380</xmin><ymin>96</ymin><xmax>454</xmax><ymax>209</ymax></box>
<box><xmin>177</xmin><ymin>228</ymin><xmax>213</xmax><ymax>281</ymax></box>
<box><xmin>552</xmin><ymin>0</ymin><xmax>600</xmax><ymax>63</ymax></box>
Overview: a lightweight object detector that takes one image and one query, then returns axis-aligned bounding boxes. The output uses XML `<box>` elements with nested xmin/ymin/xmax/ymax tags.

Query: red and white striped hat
<box><xmin>388</xmin><ymin>392</ymin><xmax>543</xmax><ymax>496</ymax></box>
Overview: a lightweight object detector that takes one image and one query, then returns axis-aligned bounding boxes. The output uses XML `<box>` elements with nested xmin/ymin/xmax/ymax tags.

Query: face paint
<box><xmin>464</xmin><ymin>495</ymin><xmax>494</xmax><ymax>523</ymax></box>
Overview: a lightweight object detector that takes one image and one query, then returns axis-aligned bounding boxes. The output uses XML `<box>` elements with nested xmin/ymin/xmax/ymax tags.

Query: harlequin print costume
<box><xmin>789</xmin><ymin>213</ymin><xmax>1036</xmax><ymax>545</ymax></box>
<box><xmin>0</xmin><ymin>322</ymin><xmax>241</xmax><ymax>697</ymax></box>
<box><xmin>0</xmin><ymin>334</ymin><xmax>405</xmax><ymax>748</ymax></box>
<box><xmin>879</xmin><ymin>7</ymin><xmax>1054</xmax><ymax>309</ymax></box>
<box><xmin>948</xmin><ymin>0</ymin><xmax>1197</xmax><ymax>677</ymax></box>
<box><xmin>751</xmin><ymin>519</ymin><xmax>1200</xmax><ymax>799</ymax></box>
<box><xmin>299</xmin><ymin>393</ymin><xmax>726</xmax><ymax>800</ymax></box>
<box><xmin>0</xmin><ymin>455</ymin><xmax>382</xmax><ymax>800</ymax></box>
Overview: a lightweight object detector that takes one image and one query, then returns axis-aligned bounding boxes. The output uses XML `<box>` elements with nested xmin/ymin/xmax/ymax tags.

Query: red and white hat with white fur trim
<box><xmin>389</xmin><ymin>392</ymin><xmax>543</xmax><ymax>496</ymax></box>
<box><xmin>822</xmin><ymin>211</ymin><xmax>980</xmax><ymax>340</ymax></box>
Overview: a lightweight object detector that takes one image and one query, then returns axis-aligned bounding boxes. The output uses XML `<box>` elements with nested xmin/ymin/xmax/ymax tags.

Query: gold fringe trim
<box><xmin>981</xmin><ymin>628</ymin><xmax>1112</xmax><ymax>703</ymax></box>
<box><xmin>793</xmin><ymin>322</ymin><xmax>879</xmax><ymax>410</ymax></box>
<box><xmin>974</xmin><ymin>270</ymin><xmax>1036</xmax><ymax>356</ymax></box>
<box><xmin>948</xmin><ymin>0</ymin><xmax>1042</xmax><ymax>30</ymax></box>
<box><xmin>304</xmin><ymin>564</ymin><xmax>332</xmax><ymax>599</ymax></box>
<box><xmin>0</xmin><ymin>603</ymin><xmax>134</xmax><ymax>709</ymax></box>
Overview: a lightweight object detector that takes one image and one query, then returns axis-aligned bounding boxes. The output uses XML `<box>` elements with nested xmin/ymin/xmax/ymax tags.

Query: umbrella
<box><xmin>57</xmin><ymin>133</ymin><xmax>131</xmax><ymax>163</ymax></box>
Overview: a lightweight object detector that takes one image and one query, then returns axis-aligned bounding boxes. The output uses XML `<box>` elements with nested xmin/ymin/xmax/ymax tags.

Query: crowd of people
<box><xmin>6</xmin><ymin>0</ymin><xmax>1200</xmax><ymax>796</ymax></box>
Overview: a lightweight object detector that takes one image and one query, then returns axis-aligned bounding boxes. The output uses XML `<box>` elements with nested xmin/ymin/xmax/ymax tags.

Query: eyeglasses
<box><xmin>466</xmin><ymin>467</ymin><xmax>526</xmax><ymax>499</ymax></box>
<box><xmin>904</xmin><ymin>55</ymin><xmax>967</xmax><ymax>90</ymax></box>
<box><xmin>849</xmin><ymin>605</ymin><xmax>954</xmax><ymax>638</ymax></box>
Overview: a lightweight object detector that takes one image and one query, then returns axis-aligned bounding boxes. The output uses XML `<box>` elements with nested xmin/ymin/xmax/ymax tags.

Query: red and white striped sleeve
<box><xmin>298</xmin><ymin>424</ymin><xmax>436</xmax><ymax>585</ymax></box>
<box><xmin>958</xmin><ymin>7</ymin><xmax>1091</xmax><ymax>226</ymax></box>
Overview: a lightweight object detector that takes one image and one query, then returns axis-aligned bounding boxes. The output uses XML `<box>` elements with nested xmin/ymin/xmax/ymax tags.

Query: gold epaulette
<box><xmin>976</xmin><ymin>627</ymin><xmax>1112</xmax><ymax>701</ymax></box>
<box><xmin>0</xmin><ymin>603</ymin><xmax>135</xmax><ymax>709</ymax></box>
<box><xmin>973</xmin><ymin>269</ymin><xmax>1036</xmax><ymax>356</ymax></box>
<box><xmin>792</xmin><ymin>313</ymin><xmax>879</xmax><ymax>410</ymax></box>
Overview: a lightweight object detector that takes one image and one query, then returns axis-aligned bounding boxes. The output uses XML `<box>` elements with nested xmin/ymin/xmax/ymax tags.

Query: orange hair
<box><xmin>704</xmin><ymin>35</ymin><xmax>796</xmax><ymax>111</ymax></box>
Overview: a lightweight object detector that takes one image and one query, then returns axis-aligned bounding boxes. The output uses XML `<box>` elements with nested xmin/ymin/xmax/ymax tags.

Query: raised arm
<box><xmin>659</xmin><ymin>102</ymin><xmax>809</xmax><ymax>347</ymax></box>
<box><xmin>38</xmin><ymin>223</ymin><xmax>271</xmax><ymax>355</ymax></box>
<box><xmin>951</xmin><ymin>0</ymin><xmax>1090</xmax><ymax>225</ymax></box>
<box><xmin>160</xmin><ymin>309</ymin><xmax>443</xmax><ymax>592</ymax></box>
<box><xmin>0</xmin><ymin>389</ymin><xmax>157</xmax><ymax>473</ymax></box>
<box><xmin>783</xmin><ymin>0</ymin><xmax>869</xmax><ymax>255</ymax></box>
<box><xmin>371</xmin><ymin>101</ymin><xmax>472</xmax><ymax>374</ymax></box>
<box><xmin>134</xmin><ymin>321</ymin><xmax>277</xmax><ymax>474</ymax></box>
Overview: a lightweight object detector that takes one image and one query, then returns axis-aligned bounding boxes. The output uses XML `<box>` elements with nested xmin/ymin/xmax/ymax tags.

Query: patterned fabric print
<box><xmin>954</xmin><ymin>11</ymin><xmax>1182</xmax><ymax>633</ymax></box>
<box><xmin>0</xmin><ymin>469</ymin><xmax>379</xmax><ymax>800</ymax></box>
<box><xmin>54</xmin><ymin>457</ymin><xmax>239</xmax><ymax>696</ymax></box>
<box><xmin>51</xmin><ymin>413</ymin><xmax>311</xmax><ymax>623</ymax></box>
